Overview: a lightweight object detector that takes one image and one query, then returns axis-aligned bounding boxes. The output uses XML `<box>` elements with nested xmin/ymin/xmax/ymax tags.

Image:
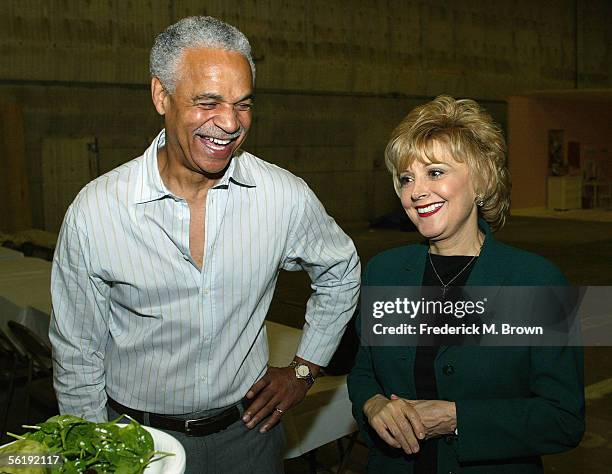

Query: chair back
<box><xmin>0</xmin><ymin>328</ymin><xmax>16</xmax><ymax>357</ymax></box>
<box><xmin>7</xmin><ymin>321</ymin><xmax>52</xmax><ymax>373</ymax></box>
<box><xmin>0</xmin><ymin>326</ymin><xmax>28</xmax><ymax>366</ymax></box>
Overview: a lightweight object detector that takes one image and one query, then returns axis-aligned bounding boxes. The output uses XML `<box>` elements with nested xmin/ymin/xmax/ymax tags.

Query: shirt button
<box><xmin>443</xmin><ymin>364</ymin><xmax>455</xmax><ymax>376</ymax></box>
<box><xmin>444</xmin><ymin>435</ymin><xmax>455</xmax><ymax>445</ymax></box>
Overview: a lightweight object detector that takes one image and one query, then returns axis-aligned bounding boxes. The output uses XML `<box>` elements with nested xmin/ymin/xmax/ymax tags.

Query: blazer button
<box><xmin>443</xmin><ymin>364</ymin><xmax>455</xmax><ymax>376</ymax></box>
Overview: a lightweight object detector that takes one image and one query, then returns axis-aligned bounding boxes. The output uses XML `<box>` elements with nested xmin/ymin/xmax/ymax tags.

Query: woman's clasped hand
<box><xmin>363</xmin><ymin>394</ymin><xmax>457</xmax><ymax>454</ymax></box>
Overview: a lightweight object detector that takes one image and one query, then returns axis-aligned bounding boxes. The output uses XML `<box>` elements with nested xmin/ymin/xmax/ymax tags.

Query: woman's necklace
<box><xmin>428</xmin><ymin>237</ymin><xmax>484</xmax><ymax>298</ymax></box>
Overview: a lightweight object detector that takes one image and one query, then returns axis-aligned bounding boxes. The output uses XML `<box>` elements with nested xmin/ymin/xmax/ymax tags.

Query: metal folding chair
<box><xmin>0</xmin><ymin>327</ymin><xmax>29</xmax><ymax>437</ymax></box>
<box><xmin>7</xmin><ymin>321</ymin><xmax>57</xmax><ymax>423</ymax></box>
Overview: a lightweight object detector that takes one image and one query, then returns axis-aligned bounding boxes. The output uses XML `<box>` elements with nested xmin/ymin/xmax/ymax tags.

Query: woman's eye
<box><xmin>429</xmin><ymin>169</ymin><xmax>444</xmax><ymax>178</ymax></box>
<box><xmin>399</xmin><ymin>176</ymin><xmax>413</xmax><ymax>187</ymax></box>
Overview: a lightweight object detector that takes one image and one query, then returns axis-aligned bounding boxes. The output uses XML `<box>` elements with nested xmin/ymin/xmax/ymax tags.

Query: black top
<box><xmin>414</xmin><ymin>254</ymin><xmax>478</xmax><ymax>474</ymax></box>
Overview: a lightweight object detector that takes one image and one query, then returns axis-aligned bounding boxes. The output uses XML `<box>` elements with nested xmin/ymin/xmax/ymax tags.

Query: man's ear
<box><xmin>151</xmin><ymin>77</ymin><xmax>169</xmax><ymax>116</ymax></box>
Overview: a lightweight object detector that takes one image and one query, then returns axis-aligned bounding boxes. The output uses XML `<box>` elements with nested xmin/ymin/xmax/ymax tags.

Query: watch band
<box><xmin>289</xmin><ymin>360</ymin><xmax>315</xmax><ymax>386</ymax></box>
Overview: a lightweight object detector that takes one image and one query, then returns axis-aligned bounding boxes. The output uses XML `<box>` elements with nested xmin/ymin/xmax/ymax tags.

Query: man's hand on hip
<box><xmin>242</xmin><ymin>365</ymin><xmax>311</xmax><ymax>433</ymax></box>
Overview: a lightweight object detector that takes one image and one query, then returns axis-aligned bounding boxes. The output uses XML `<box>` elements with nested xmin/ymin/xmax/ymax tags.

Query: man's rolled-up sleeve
<box><xmin>281</xmin><ymin>181</ymin><xmax>360</xmax><ymax>366</ymax></box>
<box><xmin>49</xmin><ymin>203</ymin><xmax>111</xmax><ymax>422</ymax></box>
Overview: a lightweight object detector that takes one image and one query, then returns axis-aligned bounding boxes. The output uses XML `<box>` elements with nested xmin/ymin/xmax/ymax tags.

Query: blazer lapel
<box><xmin>436</xmin><ymin>221</ymin><xmax>508</xmax><ymax>359</ymax></box>
<box><xmin>402</xmin><ymin>246</ymin><xmax>428</xmax><ymax>285</ymax></box>
<box><xmin>394</xmin><ymin>246</ymin><xmax>427</xmax><ymax>360</ymax></box>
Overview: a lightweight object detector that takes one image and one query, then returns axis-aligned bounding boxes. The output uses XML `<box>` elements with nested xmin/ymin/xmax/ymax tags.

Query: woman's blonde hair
<box><xmin>385</xmin><ymin>95</ymin><xmax>511</xmax><ymax>231</ymax></box>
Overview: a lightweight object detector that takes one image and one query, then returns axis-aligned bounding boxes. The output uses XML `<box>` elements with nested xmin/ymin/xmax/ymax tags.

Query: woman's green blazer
<box><xmin>347</xmin><ymin>221</ymin><xmax>585</xmax><ymax>473</ymax></box>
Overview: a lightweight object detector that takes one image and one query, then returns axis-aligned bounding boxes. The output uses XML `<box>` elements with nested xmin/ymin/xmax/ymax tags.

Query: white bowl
<box><xmin>0</xmin><ymin>424</ymin><xmax>186</xmax><ymax>474</ymax></box>
<box><xmin>139</xmin><ymin>424</ymin><xmax>186</xmax><ymax>474</ymax></box>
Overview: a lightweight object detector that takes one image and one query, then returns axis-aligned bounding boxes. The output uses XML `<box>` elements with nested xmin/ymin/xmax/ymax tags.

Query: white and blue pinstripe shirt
<box><xmin>50</xmin><ymin>130</ymin><xmax>360</xmax><ymax>421</ymax></box>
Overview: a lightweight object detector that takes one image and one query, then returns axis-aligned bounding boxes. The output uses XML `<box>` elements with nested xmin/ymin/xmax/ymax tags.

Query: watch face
<box><xmin>296</xmin><ymin>365</ymin><xmax>310</xmax><ymax>377</ymax></box>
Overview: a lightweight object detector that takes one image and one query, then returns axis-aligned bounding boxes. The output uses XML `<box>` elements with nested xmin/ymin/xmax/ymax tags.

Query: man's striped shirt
<box><xmin>50</xmin><ymin>130</ymin><xmax>360</xmax><ymax>421</ymax></box>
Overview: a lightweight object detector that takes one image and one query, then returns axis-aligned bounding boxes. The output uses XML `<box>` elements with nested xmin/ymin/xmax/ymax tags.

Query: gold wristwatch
<box><xmin>289</xmin><ymin>360</ymin><xmax>315</xmax><ymax>387</ymax></box>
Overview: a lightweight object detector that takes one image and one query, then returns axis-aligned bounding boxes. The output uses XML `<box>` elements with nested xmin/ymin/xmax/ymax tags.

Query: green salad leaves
<box><xmin>2</xmin><ymin>414</ymin><xmax>173</xmax><ymax>474</ymax></box>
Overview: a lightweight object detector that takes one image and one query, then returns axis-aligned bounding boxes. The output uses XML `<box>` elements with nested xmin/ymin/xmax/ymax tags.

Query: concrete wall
<box><xmin>1</xmin><ymin>0</ymin><xmax>611</xmax><ymax>228</ymax></box>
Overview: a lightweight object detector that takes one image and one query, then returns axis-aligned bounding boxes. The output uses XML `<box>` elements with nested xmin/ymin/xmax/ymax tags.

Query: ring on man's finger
<box><xmin>274</xmin><ymin>407</ymin><xmax>284</xmax><ymax>415</ymax></box>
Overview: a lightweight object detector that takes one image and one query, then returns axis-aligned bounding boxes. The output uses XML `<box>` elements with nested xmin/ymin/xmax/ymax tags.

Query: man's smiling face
<box><xmin>153</xmin><ymin>47</ymin><xmax>253</xmax><ymax>175</ymax></box>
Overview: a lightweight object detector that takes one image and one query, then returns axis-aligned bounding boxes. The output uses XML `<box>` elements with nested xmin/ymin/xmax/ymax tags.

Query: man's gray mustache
<box><xmin>195</xmin><ymin>127</ymin><xmax>243</xmax><ymax>140</ymax></box>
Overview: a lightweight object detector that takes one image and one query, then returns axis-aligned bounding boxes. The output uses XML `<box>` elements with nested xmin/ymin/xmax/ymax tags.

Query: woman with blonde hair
<box><xmin>348</xmin><ymin>96</ymin><xmax>584</xmax><ymax>473</ymax></box>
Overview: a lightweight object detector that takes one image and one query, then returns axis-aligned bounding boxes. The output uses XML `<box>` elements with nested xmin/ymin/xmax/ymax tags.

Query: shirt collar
<box><xmin>132</xmin><ymin>130</ymin><xmax>256</xmax><ymax>205</ymax></box>
<box><xmin>210</xmin><ymin>150</ymin><xmax>257</xmax><ymax>190</ymax></box>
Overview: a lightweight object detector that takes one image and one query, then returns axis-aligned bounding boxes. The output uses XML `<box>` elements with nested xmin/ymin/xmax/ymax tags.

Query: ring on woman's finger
<box><xmin>274</xmin><ymin>407</ymin><xmax>284</xmax><ymax>415</ymax></box>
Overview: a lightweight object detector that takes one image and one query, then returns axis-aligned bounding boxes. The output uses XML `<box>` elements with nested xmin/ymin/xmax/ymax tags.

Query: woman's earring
<box><xmin>476</xmin><ymin>196</ymin><xmax>484</xmax><ymax>207</ymax></box>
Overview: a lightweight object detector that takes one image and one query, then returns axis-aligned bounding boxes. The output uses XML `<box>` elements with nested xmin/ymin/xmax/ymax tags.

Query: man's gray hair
<box><xmin>150</xmin><ymin>16</ymin><xmax>256</xmax><ymax>93</ymax></box>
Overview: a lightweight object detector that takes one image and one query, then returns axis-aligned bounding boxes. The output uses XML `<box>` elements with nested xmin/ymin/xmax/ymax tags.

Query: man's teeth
<box><xmin>203</xmin><ymin>136</ymin><xmax>231</xmax><ymax>145</ymax></box>
<box><xmin>417</xmin><ymin>203</ymin><xmax>444</xmax><ymax>214</ymax></box>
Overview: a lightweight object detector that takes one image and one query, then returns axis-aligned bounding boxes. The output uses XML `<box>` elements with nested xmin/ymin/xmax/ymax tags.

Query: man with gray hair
<box><xmin>50</xmin><ymin>15</ymin><xmax>360</xmax><ymax>473</ymax></box>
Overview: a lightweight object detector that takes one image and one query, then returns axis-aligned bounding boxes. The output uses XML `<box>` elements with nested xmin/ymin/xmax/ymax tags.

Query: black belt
<box><xmin>107</xmin><ymin>397</ymin><xmax>251</xmax><ymax>437</ymax></box>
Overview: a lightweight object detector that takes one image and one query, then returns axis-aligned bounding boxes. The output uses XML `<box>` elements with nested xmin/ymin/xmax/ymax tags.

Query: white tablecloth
<box><xmin>267</xmin><ymin>322</ymin><xmax>356</xmax><ymax>458</ymax></box>
<box><xmin>0</xmin><ymin>247</ymin><xmax>24</xmax><ymax>260</ymax></box>
<box><xmin>0</xmin><ymin>257</ymin><xmax>53</xmax><ymax>348</ymax></box>
<box><xmin>0</xmin><ymin>259</ymin><xmax>357</xmax><ymax>457</ymax></box>
<box><xmin>0</xmin><ymin>257</ymin><xmax>52</xmax><ymax>315</ymax></box>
